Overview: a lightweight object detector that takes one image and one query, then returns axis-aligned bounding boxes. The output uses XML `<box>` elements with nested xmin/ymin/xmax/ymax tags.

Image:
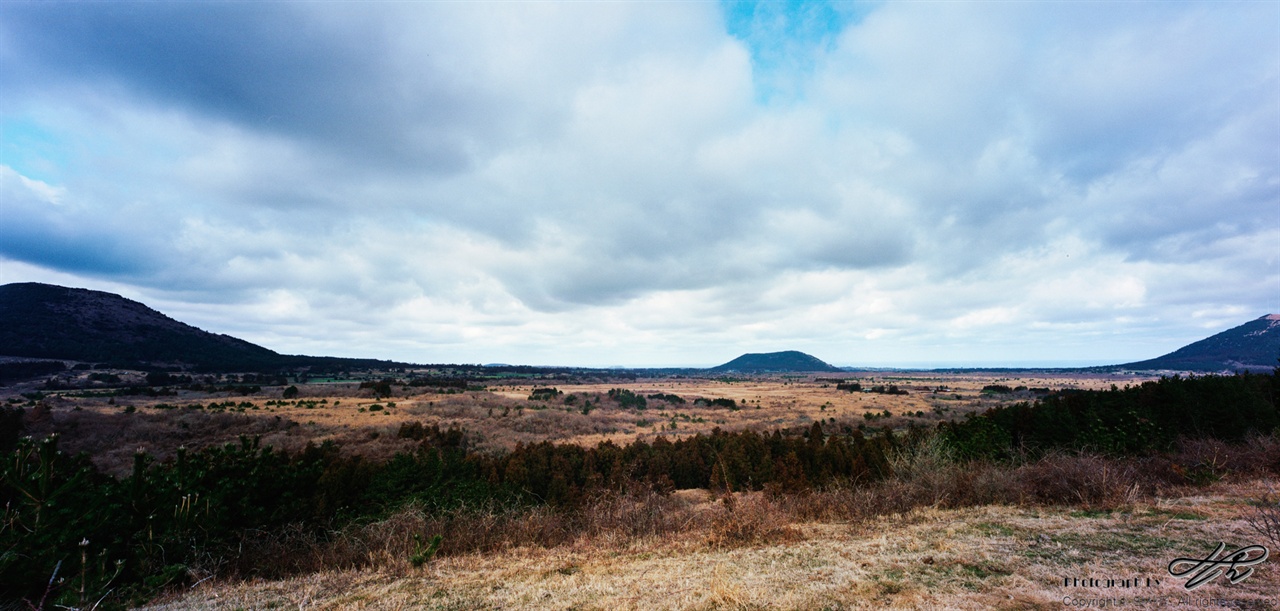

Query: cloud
<box><xmin>3</xmin><ymin>3</ymin><xmax>474</xmax><ymax>172</ymax></box>
<box><xmin>0</xmin><ymin>165</ymin><xmax>160</xmax><ymax>275</ymax></box>
<box><xmin>0</xmin><ymin>1</ymin><xmax>1275</xmax><ymax>366</ymax></box>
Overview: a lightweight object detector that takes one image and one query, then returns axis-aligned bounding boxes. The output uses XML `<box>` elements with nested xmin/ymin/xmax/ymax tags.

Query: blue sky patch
<box><xmin>0</xmin><ymin>117</ymin><xmax>68</xmax><ymax>184</ymax></box>
<box><xmin>720</xmin><ymin>0</ymin><xmax>874</xmax><ymax>102</ymax></box>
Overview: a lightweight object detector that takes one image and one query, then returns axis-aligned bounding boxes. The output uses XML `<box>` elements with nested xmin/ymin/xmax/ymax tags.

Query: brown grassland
<box><xmin>19</xmin><ymin>371</ymin><xmax>1153</xmax><ymax>474</ymax></box>
<box><xmin>7</xmin><ymin>370</ymin><xmax>1279</xmax><ymax>610</ymax></box>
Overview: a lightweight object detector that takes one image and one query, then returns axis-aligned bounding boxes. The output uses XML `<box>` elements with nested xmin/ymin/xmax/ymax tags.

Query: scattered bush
<box><xmin>359</xmin><ymin>379</ymin><xmax>396</xmax><ymax>398</ymax></box>
<box><xmin>647</xmin><ymin>393</ymin><xmax>685</xmax><ymax>404</ymax></box>
<box><xmin>694</xmin><ymin>397</ymin><xmax>738</xmax><ymax>409</ymax></box>
<box><xmin>607</xmin><ymin>388</ymin><xmax>647</xmax><ymax>410</ymax></box>
<box><xmin>528</xmin><ymin>387</ymin><xmax>563</xmax><ymax>401</ymax></box>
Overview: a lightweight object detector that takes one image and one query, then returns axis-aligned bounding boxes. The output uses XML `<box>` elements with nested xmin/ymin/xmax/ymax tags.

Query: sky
<box><xmin>1</xmin><ymin>1</ymin><xmax>1277</xmax><ymax>368</ymax></box>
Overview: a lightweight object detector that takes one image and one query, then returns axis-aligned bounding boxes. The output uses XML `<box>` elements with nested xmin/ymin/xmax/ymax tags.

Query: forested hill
<box><xmin>710</xmin><ymin>350</ymin><xmax>842</xmax><ymax>373</ymax></box>
<box><xmin>0</xmin><ymin>282</ymin><xmax>285</xmax><ymax>370</ymax></box>
<box><xmin>1118</xmin><ymin>314</ymin><xmax>1280</xmax><ymax>372</ymax></box>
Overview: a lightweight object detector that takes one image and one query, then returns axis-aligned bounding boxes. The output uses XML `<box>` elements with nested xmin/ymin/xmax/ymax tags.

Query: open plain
<box><xmin>8</xmin><ymin>369</ymin><xmax>1159</xmax><ymax>474</ymax></box>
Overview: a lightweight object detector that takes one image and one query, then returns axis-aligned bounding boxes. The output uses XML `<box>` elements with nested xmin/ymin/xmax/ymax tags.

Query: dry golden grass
<box><xmin>12</xmin><ymin>371</ymin><xmax>1161</xmax><ymax>474</ymax></box>
<box><xmin>139</xmin><ymin>478</ymin><xmax>1280</xmax><ymax>610</ymax></box>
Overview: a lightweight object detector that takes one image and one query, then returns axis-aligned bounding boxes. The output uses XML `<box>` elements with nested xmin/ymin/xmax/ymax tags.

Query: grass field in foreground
<box><xmin>140</xmin><ymin>479</ymin><xmax>1279</xmax><ymax>610</ymax></box>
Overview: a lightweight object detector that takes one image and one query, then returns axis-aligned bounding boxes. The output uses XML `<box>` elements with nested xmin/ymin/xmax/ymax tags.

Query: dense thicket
<box><xmin>0</xmin><ymin>361</ymin><xmax>67</xmax><ymax>385</ymax></box>
<box><xmin>943</xmin><ymin>372</ymin><xmax>1279</xmax><ymax>458</ymax></box>
<box><xmin>2</xmin><ymin>371</ymin><xmax>1276</xmax><ymax>608</ymax></box>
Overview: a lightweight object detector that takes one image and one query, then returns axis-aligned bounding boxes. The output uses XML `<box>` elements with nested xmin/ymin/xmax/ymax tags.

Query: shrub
<box><xmin>706</xmin><ymin>493</ymin><xmax>798</xmax><ymax>548</ymax></box>
<box><xmin>607</xmin><ymin>388</ymin><xmax>646</xmax><ymax>410</ymax></box>
<box><xmin>528</xmin><ymin>388</ymin><xmax>563</xmax><ymax>402</ymax></box>
<box><xmin>1246</xmin><ymin>492</ymin><xmax>1280</xmax><ymax>549</ymax></box>
<box><xmin>409</xmin><ymin>534</ymin><xmax>443</xmax><ymax>567</ymax></box>
<box><xmin>646</xmin><ymin>393</ymin><xmax>685</xmax><ymax>404</ymax></box>
<box><xmin>359</xmin><ymin>379</ymin><xmax>396</xmax><ymax>398</ymax></box>
<box><xmin>1016</xmin><ymin>452</ymin><xmax>1140</xmax><ymax>509</ymax></box>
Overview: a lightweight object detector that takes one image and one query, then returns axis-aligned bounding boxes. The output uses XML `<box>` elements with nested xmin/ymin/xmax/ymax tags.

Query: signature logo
<box><xmin>1168</xmin><ymin>542</ymin><xmax>1269</xmax><ymax>590</ymax></box>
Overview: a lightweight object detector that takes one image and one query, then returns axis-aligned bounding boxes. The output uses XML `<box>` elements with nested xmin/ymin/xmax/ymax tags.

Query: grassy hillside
<box><xmin>1120</xmin><ymin>315</ymin><xmax>1280</xmax><ymax>372</ymax></box>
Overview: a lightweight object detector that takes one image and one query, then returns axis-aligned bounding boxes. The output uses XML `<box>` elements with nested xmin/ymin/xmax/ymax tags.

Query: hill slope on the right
<box><xmin>1118</xmin><ymin>314</ymin><xmax>1280</xmax><ymax>372</ymax></box>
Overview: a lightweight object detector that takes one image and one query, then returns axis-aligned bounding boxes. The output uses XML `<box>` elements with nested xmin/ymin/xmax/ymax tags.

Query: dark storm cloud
<box><xmin>0</xmin><ymin>225</ymin><xmax>150</xmax><ymax>276</ymax></box>
<box><xmin>0</xmin><ymin>167</ymin><xmax>157</xmax><ymax>275</ymax></box>
<box><xmin>1</xmin><ymin>3</ymin><xmax>484</xmax><ymax>173</ymax></box>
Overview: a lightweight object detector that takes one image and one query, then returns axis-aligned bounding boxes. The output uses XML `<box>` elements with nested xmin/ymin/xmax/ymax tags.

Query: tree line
<box><xmin>943</xmin><ymin>371</ymin><xmax>1278</xmax><ymax>458</ymax></box>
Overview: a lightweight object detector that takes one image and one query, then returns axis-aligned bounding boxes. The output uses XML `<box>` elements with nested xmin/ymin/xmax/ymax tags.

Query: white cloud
<box><xmin>0</xmin><ymin>165</ymin><xmax>65</xmax><ymax>205</ymax></box>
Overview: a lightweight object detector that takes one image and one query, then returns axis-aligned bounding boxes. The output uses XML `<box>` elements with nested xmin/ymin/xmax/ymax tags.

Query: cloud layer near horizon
<box><xmin>2</xmin><ymin>2</ymin><xmax>1277</xmax><ymax>366</ymax></box>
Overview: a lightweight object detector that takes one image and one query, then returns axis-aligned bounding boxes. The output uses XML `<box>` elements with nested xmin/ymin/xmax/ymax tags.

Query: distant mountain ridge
<box><xmin>5</xmin><ymin>282</ymin><xmax>1276</xmax><ymax>375</ymax></box>
<box><xmin>710</xmin><ymin>350</ymin><xmax>841</xmax><ymax>373</ymax></box>
<box><xmin>1118</xmin><ymin>314</ymin><xmax>1280</xmax><ymax>372</ymax></box>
